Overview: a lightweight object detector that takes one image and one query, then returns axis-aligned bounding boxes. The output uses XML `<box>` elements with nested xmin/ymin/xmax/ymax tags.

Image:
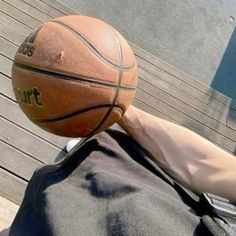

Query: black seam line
<box><xmin>40</xmin><ymin>0</ymin><xmax>68</xmax><ymax>15</ymax></box>
<box><xmin>110</xmin><ymin>29</ymin><xmax>123</xmax><ymax>107</ymax></box>
<box><xmin>1</xmin><ymin>0</ymin><xmax>42</xmax><ymax>26</ymax></box>
<box><xmin>20</xmin><ymin>0</ymin><xmax>54</xmax><ymax>19</ymax></box>
<box><xmin>13</xmin><ymin>61</ymin><xmax>136</xmax><ymax>91</ymax></box>
<box><xmin>85</xmin><ymin>28</ymin><xmax>124</xmax><ymax>138</ymax></box>
<box><xmin>50</xmin><ymin>19</ymin><xmax>135</xmax><ymax>71</ymax></box>
<box><xmin>0</xmin><ymin>166</ymin><xmax>28</xmax><ymax>184</ymax></box>
<box><xmin>32</xmin><ymin>104</ymin><xmax>124</xmax><ymax>123</ymax></box>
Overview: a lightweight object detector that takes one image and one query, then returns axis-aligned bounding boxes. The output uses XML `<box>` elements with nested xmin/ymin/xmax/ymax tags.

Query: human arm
<box><xmin>118</xmin><ymin>106</ymin><xmax>236</xmax><ymax>200</ymax></box>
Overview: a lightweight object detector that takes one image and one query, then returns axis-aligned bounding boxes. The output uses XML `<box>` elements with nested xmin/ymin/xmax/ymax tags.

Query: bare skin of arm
<box><xmin>118</xmin><ymin>106</ymin><xmax>236</xmax><ymax>200</ymax></box>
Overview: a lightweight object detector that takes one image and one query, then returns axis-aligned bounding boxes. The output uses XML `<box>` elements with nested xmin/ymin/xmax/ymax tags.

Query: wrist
<box><xmin>118</xmin><ymin>105</ymin><xmax>144</xmax><ymax>135</ymax></box>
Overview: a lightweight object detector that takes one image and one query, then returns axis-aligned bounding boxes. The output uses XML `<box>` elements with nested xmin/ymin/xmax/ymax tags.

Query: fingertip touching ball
<box><xmin>11</xmin><ymin>15</ymin><xmax>138</xmax><ymax>137</ymax></box>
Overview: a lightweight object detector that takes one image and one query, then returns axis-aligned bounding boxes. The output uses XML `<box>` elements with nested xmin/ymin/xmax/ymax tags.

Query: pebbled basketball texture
<box><xmin>11</xmin><ymin>15</ymin><xmax>138</xmax><ymax>137</ymax></box>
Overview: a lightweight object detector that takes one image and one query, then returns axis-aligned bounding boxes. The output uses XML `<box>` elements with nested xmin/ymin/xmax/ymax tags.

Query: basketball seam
<box><xmin>49</xmin><ymin>19</ymin><xmax>135</xmax><ymax>71</ymax></box>
<box><xmin>85</xmin><ymin>28</ymin><xmax>124</xmax><ymax>137</ymax></box>
<box><xmin>32</xmin><ymin>104</ymin><xmax>125</xmax><ymax>123</ymax></box>
<box><xmin>13</xmin><ymin>61</ymin><xmax>137</xmax><ymax>91</ymax></box>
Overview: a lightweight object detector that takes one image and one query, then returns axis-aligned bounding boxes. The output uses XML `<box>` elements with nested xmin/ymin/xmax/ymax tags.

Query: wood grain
<box><xmin>0</xmin><ymin>140</ymin><xmax>42</xmax><ymax>181</ymax></box>
<box><xmin>138</xmin><ymin>75</ymin><xmax>236</xmax><ymax>142</ymax></box>
<box><xmin>133</xmin><ymin>98</ymin><xmax>177</xmax><ymax>124</ymax></box>
<box><xmin>22</xmin><ymin>0</ymin><xmax>65</xmax><ymax>18</ymax></box>
<box><xmin>0</xmin><ymin>73</ymin><xmax>15</xmax><ymax>99</ymax></box>
<box><xmin>5</xmin><ymin>0</ymin><xmax>52</xmax><ymax>22</ymax></box>
<box><xmin>136</xmin><ymin>56</ymin><xmax>231</xmax><ymax>114</ymax></box>
<box><xmin>0</xmin><ymin>23</ymin><xmax>26</xmax><ymax>46</ymax></box>
<box><xmin>0</xmin><ymin>11</ymin><xmax>32</xmax><ymax>36</ymax></box>
<box><xmin>131</xmin><ymin>42</ymin><xmax>234</xmax><ymax>106</ymax></box>
<box><xmin>0</xmin><ymin>37</ymin><xmax>18</xmax><ymax>59</ymax></box>
<box><xmin>40</xmin><ymin>0</ymin><xmax>77</xmax><ymax>15</ymax></box>
<box><xmin>138</xmin><ymin>68</ymin><xmax>228</xmax><ymax>121</ymax></box>
<box><xmin>0</xmin><ymin>54</ymin><xmax>12</xmax><ymax>77</ymax></box>
<box><xmin>0</xmin><ymin>116</ymin><xmax>61</xmax><ymax>164</ymax></box>
<box><xmin>0</xmin><ymin>94</ymin><xmax>70</xmax><ymax>148</ymax></box>
<box><xmin>0</xmin><ymin>167</ymin><xmax>27</xmax><ymax>205</ymax></box>
<box><xmin>0</xmin><ymin>0</ymin><xmax>41</xmax><ymax>29</ymax></box>
<box><xmin>136</xmin><ymin>88</ymin><xmax>235</xmax><ymax>154</ymax></box>
<box><xmin>0</xmin><ymin>195</ymin><xmax>19</xmax><ymax>230</ymax></box>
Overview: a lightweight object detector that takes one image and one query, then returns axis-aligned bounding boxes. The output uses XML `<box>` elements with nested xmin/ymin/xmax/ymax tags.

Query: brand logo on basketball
<box><xmin>18</xmin><ymin>26</ymin><xmax>42</xmax><ymax>57</ymax></box>
<box><xmin>14</xmin><ymin>87</ymin><xmax>43</xmax><ymax>107</ymax></box>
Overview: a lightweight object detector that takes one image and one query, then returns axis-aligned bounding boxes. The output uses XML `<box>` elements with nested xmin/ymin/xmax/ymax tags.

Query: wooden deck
<box><xmin>0</xmin><ymin>0</ymin><xmax>235</xmax><ymax>230</ymax></box>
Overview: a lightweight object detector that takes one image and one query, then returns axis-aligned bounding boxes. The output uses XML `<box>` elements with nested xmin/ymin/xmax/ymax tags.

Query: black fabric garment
<box><xmin>10</xmin><ymin>129</ymin><xmax>208</xmax><ymax>236</ymax></box>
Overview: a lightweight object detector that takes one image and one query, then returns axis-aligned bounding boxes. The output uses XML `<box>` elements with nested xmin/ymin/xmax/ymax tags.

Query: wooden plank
<box><xmin>136</xmin><ymin>89</ymin><xmax>236</xmax><ymax>154</ymax></box>
<box><xmin>0</xmin><ymin>0</ymin><xmax>41</xmax><ymax>29</ymax></box>
<box><xmin>133</xmin><ymin>98</ymin><xmax>178</xmax><ymax>124</ymax></box>
<box><xmin>0</xmin><ymin>11</ymin><xmax>32</xmax><ymax>36</ymax></box>
<box><xmin>0</xmin><ymin>94</ymin><xmax>70</xmax><ymax>148</ymax></box>
<box><xmin>138</xmin><ymin>78</ymin><xmax>236</xmax><ymax>142</ymax></box>
<box><xmin>22</xmin><ymin>0</ymin><xmax>65</xmax><ymax>18</ymax></box>
<box><xmin>138</xmin><ymin>68</ymin><xmax>229</xmax><ymax>122</ymax></box>
<box><xmin>3</xmin><ymin>0</ymin><xmax>51</xmax><ymax>22</ymax></box>
<box><xmin>0</xmin><ymin>195</ymin><xmax>19</xmax><ymax>230</ymax></box>
<box><xmin>0</xmin><ymin>37</ymin><xmax>18</xmax><ymax>60</ymax></box>
<box><xmin>0</xmin><ymin>140</ymin><xmax>42</xmax><ymax>181</ymax></box>
<box><xmin>0</xmin><ymin>167</ymin><xmax>27</xmax><ymax>205</ymax></box>
<box><xmin>0</xmin><ymin>116</ymin><xmax>61</xmax><ymax>164</ymax></box>
<box><xmin>0</xmin><ymin>23</ymin><xmax>26</xmax><ymax>46</ymax></box>
<box><xmin>0</xmin><ymin>74</ymin><xmax>68</xmax><ymax>163</ymax></box>
<box><xmin>136</xmin><ymin>56</ymin><xmax>236</xmax><ymax>133</ymax></box>
<box><xmin>40</xmin><ymin>0</ymin><xmax>77</xmax><ymax>15</ymax></box>
<box><xmin>136</xmin><ymin>56</ymin><xmax>231</xmax><ymax>114</ymax></box>
<box><xmin>0</xmin><ymin>54</ymin><xmax>12</xmax><ymax>78</ymax></box>
<box><xmin>228</xmin><ymin>111</ymin><xmax>236</xmax><ymax>131</ymax></box>
<box><xmin>0</xmin><ymin>73</ymin><xmax>15</xmax><ymax>99</ymax></box>
<box><xmin>131</xmin><ymin>42</ymin><xmax>233</xmax><ymax>107</ymax></box>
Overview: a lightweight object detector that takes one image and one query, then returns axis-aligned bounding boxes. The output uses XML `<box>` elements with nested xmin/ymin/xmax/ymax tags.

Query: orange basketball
<box><xmin>11</xmin><ymin>15</ymin><xmax>138</xmax><ymax>137</ymax></box>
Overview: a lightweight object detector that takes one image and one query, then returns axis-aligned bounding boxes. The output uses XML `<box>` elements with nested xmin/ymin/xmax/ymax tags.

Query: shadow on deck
<box><xmin>211</xmin><ymin>26</ymin><xmax>236</xmax><ymax>137</ymax></box>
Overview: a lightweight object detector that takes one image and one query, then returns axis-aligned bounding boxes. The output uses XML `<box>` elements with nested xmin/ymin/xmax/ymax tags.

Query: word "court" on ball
<box><xmin>14</xmin><ymin>87</ymin><xmax>43</xmax><ymax>106</ymax></box>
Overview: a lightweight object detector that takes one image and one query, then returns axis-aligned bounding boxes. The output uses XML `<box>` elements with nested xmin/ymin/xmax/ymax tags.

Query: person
<box><xmin>9</xmin><ymin>106</ymin><xmax>236</xmax><ymax>235</ymax></box>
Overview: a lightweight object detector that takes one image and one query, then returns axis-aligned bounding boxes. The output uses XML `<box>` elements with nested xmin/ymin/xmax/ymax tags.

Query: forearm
<box><xmin>118</xmin><ymin>106</ymin><xmax>236</xmax><ymax>200</ymax></box>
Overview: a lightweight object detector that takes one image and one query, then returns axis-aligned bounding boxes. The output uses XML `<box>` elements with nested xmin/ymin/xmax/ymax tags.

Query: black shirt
<box><xmin>10</xmin><ymin>129</ymin><xmax>203</xmax><ymax>236</ymax></box>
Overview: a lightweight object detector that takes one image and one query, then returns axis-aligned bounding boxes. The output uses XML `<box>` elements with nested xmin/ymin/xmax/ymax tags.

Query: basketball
<box><xmin>11</xmin><ymin>15</ymin><xmax>138</xmax><ymax>137</ymax></box>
